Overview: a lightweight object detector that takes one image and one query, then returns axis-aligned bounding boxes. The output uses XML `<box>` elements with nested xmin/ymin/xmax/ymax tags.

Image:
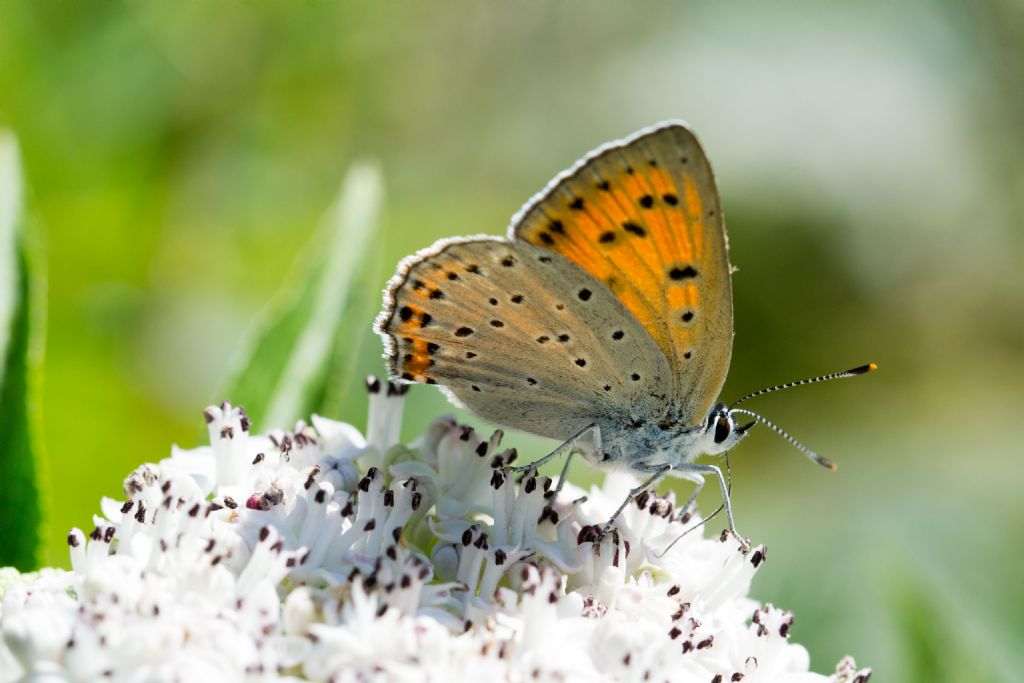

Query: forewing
<box><xmin>375</xmin><ymin>238</ymin><xmax>671</xmax><ymax>441</ymax></box>
<box><xmin>511</xmin><ymin>121</ymin><xmax>733</xmax><ymax>424</ymax></box>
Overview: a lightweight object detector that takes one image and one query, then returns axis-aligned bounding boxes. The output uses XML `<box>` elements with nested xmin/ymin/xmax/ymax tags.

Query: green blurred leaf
<box><xmin>223</xmin><ymin>163</ymin><xmax>384</xmax><ymax>430</ymax></box>
<box><xmin>0</xmin><ymin>133</ymin><xmax>47</xmax><ymax>570</ymax></box>
<box><xmin>885</xmin><ymin>569</ymin><xmax>1008</xmax><ymax>682</ymax></box>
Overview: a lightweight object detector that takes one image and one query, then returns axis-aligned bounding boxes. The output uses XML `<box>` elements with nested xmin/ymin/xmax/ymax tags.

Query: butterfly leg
<box><xmin>508</xmin><ymin>423</ymin><xmax>600</xmax><ymax>475</ymax></box>
<box><xmin>597</xmin><ymin>464</ymin><xmax>672</xmax><ymax>539</ymax></box>
<box><xmin>670</xmin><ymin>463</ymin><xmax>742</xmax><ymax>541</ymax></box>
<box><xmin>673</xmin><ymin>470</ymin><xmax>705</xmax><ymax>518</ymax></box>
<box><xmin>552</xmin><ymin>448</ymin><xmax>576</xmax><ymax>497</ymax></box>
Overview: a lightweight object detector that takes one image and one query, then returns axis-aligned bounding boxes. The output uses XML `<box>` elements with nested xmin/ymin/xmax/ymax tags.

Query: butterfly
<box><xmin>375</xmin><ymin>121</ymin><xmax>874</xmax><ymax>540</ymax></box>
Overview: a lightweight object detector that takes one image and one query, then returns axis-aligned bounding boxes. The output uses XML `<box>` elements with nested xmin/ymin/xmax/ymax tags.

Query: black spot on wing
<box><xmin>668</xmin><ymin>265</ymin><xmax>699</xmax><ymax>280</ymax></box>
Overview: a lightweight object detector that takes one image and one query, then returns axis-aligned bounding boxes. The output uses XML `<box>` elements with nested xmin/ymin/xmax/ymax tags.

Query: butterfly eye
<box><xmin>713</xmin><ymin>416</ymin><xmax>731</xmax><ymax>444</ymax></box>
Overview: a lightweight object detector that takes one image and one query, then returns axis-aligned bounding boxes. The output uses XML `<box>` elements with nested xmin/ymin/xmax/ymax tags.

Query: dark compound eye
<box><xmin>714</xmin><ymin>417</ymin><xmax>731</xmax><ymax>444</ymax></box>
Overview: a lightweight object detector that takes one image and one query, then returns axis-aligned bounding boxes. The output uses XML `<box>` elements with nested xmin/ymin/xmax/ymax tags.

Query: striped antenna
<box><xmin>729</xmin><ymin>408</ymin><xmax>836</xmax><ymax>470</ymax></box>
<box><xmin>729</xmin><ymin>363</ymin><xmax>876</xmax><ymax>409</ymax></box>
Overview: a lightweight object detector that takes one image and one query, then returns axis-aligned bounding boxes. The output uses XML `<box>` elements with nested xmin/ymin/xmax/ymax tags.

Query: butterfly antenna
<box><xmin>657</xmin><ymin>452</ymin><xmax>733</xmax><ymax>558</ymax></box>
<box><xmin>729</xmin><ymin>408</ymin><xmax>837</xmax><ymax>470</ymax></box>
<box><xmin>729</xmin><ymin>363</ymin><xmax>877</xmax><ymax>409</ymax></box>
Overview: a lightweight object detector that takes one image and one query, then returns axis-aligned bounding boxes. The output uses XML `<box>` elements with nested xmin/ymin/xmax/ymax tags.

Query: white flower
<box><xmin>0</xmin><ymin>380</ymin><xmax>871</xmax><ymax>683</ymax></box>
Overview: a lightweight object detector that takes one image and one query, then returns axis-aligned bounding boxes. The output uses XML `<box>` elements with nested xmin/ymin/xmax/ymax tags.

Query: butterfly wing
<box><xmin>375</xmin><ymin>237</ymin><xmax>671</xmax><ymax>441</ymax></box>
<box><xmin>510</xmin><ymin>121</ymin><xmax>733</xmax><ymax>426</ymax></box>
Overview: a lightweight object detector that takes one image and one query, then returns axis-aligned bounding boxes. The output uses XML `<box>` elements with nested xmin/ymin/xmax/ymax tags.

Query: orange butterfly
<box><xmin>377</xmin><ymin>121</ymin><xmax>874</xmax><ymax>539</ymax></box>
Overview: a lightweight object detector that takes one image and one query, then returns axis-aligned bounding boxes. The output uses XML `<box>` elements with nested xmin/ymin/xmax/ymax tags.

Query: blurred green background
<box><xmin>1</xmin><ymin>1</ymin><xmax>1022</xmax><ymax>680</ymax></box>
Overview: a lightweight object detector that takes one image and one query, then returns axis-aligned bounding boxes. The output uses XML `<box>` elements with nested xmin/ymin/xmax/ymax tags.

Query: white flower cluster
<box><xmin>0</xmin><ymin>379</ymin><xmax>871</xmax><ymax>683</ymax></box>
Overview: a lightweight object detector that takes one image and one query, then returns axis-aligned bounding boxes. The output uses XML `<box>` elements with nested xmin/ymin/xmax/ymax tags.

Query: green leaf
<box><xmin>0</xmin><ymin>133</ymin><xmax>47</xmax><ymax>570</ymax></box>
<box><xmin>223</xmin><ymin>163</ymin><xmax>384</xmax><ymax>430</ymax></box>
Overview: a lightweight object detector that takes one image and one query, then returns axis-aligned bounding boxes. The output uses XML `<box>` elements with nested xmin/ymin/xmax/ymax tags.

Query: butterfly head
<box><xmin>699</xmin><ymin>403</ymin><xmax>754</xmax><ymax>455</ymax></box>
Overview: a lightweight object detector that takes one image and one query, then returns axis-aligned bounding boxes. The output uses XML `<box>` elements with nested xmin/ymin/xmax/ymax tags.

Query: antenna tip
<box><xmin>849</xmin><ymin>363</ymin><xmax>877</xmax><ymax>375</ymax></box>
<box><xmin>814</xmin><ymin>454</ymin><xmax>838</xmax><ymax>470</ymax></box>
